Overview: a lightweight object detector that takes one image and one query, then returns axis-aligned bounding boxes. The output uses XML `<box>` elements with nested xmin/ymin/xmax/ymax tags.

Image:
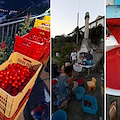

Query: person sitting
<box><xmin>54</xmin><ymin>62</ymin><xmax>74</xmax><ymax>108</ymax></box>
<box><xmin>84</xmin><ymin>51</ymin><xmax>94</xmax><ymax>65</ymax></box>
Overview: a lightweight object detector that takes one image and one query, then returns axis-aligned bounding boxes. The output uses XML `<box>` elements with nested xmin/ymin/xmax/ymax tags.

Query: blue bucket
<box><xmin>75</xmin><ymin>86</ymin><xmax>85</xmax><ymax>100</ymax></box>
<box><xmin>52</xmin><ymin>110</ymin><xmax>67</xmax><ymax>120</ymax></box>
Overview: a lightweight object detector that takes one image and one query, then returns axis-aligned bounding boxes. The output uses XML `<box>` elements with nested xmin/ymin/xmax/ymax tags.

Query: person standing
<box><xmin>70</xmin><ymin>50</ymin><xmax>77</xmax><ymax>64</ymax></box>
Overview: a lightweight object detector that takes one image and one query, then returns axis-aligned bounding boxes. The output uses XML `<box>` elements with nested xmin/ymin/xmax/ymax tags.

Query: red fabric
<box><xmin>52</xmin><ymin>80</ymin><xmax>57</xmax><ymax>86</ymax></box>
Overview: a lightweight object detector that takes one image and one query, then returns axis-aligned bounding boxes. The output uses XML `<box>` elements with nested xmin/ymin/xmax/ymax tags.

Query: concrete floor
<box><xmin>106</xmin><ymin>94</ymin><xmax>120</xmax><ymax>120</ymax></box>
<box><xmin>52</xmin><ymin>69</ymin><xmax>104</xmax><ymax>120</ymax></box>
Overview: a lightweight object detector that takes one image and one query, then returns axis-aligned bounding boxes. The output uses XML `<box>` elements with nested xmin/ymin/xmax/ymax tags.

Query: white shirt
<box><xmin>71</xmin><ymin>52</ymin><xmax>77</xmax><ymax>60</ymax></box>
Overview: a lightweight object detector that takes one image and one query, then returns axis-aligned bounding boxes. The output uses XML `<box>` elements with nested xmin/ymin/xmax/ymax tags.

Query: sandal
<box><xmin>109</xmin><ymin>101</ymin><xmax>116</xmax><ymax>117</ymax></box>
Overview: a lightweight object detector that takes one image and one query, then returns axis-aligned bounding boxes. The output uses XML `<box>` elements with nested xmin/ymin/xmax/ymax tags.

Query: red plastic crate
<box><xmin>14</xmin><ymin>27</ymin><xmax>50</xmax><ymax>63</ymax></box>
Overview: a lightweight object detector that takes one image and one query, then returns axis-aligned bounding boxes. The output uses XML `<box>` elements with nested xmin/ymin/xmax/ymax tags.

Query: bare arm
<box><xmin>68</xmin><ymin>77</ymin><xmax>74</xmax><ymax>87</ymax></box>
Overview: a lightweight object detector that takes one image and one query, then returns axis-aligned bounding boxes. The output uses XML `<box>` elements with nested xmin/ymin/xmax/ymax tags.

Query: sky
<box><xmin>51</xmin><ymin>0</ymin><xmax>105</xmax><ymax>37</ymax></box>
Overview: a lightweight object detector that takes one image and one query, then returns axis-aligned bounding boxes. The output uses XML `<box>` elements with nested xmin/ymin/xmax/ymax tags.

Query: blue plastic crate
<box><xmin>75</xmin><ymin>86</ymin><xmax>85</xmax><ymax>100</ymax></box>
<box><xmin>52</xmin><ymin>110</ymin><xmax>67</xmax><ymax>120</ymax></box>
<box><xmin>82</xmin><ymin>95</ymin><xmax>98</xmax><ymax>114</ymax></box>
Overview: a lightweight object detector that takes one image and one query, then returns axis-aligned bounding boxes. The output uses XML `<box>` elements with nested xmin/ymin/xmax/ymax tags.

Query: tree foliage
<box><xmin>52</xmin><ymin>34</ymin><xmax>76</xmax><ymax>66</ymax></box>
<box><xmin>89</xmin><ymin>24</ymin><xmax>104</xmax><ymax>45</ymax></box>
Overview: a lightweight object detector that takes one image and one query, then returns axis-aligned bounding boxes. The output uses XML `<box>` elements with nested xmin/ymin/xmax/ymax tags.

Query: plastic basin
<box><xmin>57</xmin><ymin>68</ymin><xmax>62</xmax><ymax>73</ymax></box>
<box><xmin>82</xmin><ymin>95</ymin><xmax>98</xmax><ymax>114</ymax></box>
<box><xmin>52</xmin><ymin>110</ymin><xmax>67</xmax><ymax>120</ymax></box>
<box><xmin>75</xmin><ymin>86</ymin><xmax>85</xmax><ymax>100</ymax></box>
<box><xmin>86</xmin><ymin>60</ymin><xmax>94</xmax><ymax>65</ymax></box>
<box><xmin>75</xmin><ymin>78</ymin><xmax>84</xmax><ymax>87</ymax></box>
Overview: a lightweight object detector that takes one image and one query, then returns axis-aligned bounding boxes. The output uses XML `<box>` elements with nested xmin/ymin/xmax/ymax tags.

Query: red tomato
<box><xmin>3</xmin><ymin>71</ymin><xmax>7</xmax><ymax>76</ymax></box>
<box><xmin>11</xmin><ymin>68</ymin><xmax>15</xmax><ymax>72</ymax></box>
<box><xmin>16</xmin><ymin>63</ymin><xmax>20</xmax><ymax>68</ymax></box>
<box><xmin>12</xmin><ymin>76</ymin><xmax>16</xmax><ymax>81</ymax></box>
<box><xmin>12</xmin><ymin>63</ymin><xmax>17</xmax><ymax>67</ymax></box>
<box><xmin>14</xmin><ymin>80</ymin><xmax>18</xmax><ymax>84</ymax></box>
<box><xmin>17</xmin><ymin>76</ymin><xmax>20</xmax><ymax>80</ymax></box>
<box><xmin>9</xmin><ymin>75</ymin><xmax>12</xmax><ymax>79</ymax></box>
<box><xmin>0</xmin><ymin>78</ymin><xmax>2</xmax><ymax>82</ymax></box>
<box><xmin>17</xmin><ymin>69</ymin><xmax>21</xmax><ymax>74</ymax></box>
<box><xmin>11</xmin><ymin>88</ymin><xmax>18</xmax><ymax>96</ymax></box>
<box><xmin>4</xmin><ymin>80</ymin><xmax>8</xmax><ymax>84</ymax></box>
<box><xmin>6</xmin><ymin>70</ymin><xmax>10</xmax><ymax>75</ymax></box>
<box><xmin>0</xmin><ymin>74</ymin><xmax>3</xmax><ymax>78</ymax></box>
<box><xmin>25</xmin><ymin>73</ymin><xmax>29</xmax><ymax>77</ymax></box>
<box><xmin>14</xmin><ymin>72</ymin><xmax>18</xmax><ymax>77</ymax></box>
<box><xmin>21</xmin><ymin>71</ymin><xmax>25</xmax><ymax>75</ymax></box>
<box><xmin>0</xmin><ymin>71</ymin><xmax>4</xmax><ymax>75</ymax></box>
<box><xmin>5</xmin><ymin>76</ymin><xmax>9</xmax><ymax>80</ymax></box>
<box><xmin>20</xmin><ymin>75</ymin><xmax>24</xmax><ymax>78</ymax></box>
<box><xmin>15</xmin><ymin>84</ymin><xmax>18</xmax><ymax>88</ymax></box>
<box><xmin>1</xmin><ymin>82</ymin><xmax>5</xmax><ymax>88</ymax></box>
<box><xmin>24</xmin><ymin>66</ymin><xmax>29</xmax><ymax>69</ymax></box>
<box><xmin>8</xmin><ymin>80</ymin><xmax>12</xmax><ymax>84</ymax></box>
<box><xmin>11</xmin><ymin>82</ymin><xmax>15</xmax><ymax>87</ymax></box>
<box><xmin>21</xmin><ymin>77</ymin><xmax>25</xmax><ymax>83</ymax></box>
<box><xmin>18</xmin><ymin>85</ymin><xmax>23</xmax><ymax>92</ymax></box>
<box><xmin>6</xmin><ymin>88</ymin><xmax>11</xmax><ymax>94</ymax></box>
<box><xmin>18</xmin><ymin>82</ymin><xmax>22</xmax><ymax>86</ymax></box>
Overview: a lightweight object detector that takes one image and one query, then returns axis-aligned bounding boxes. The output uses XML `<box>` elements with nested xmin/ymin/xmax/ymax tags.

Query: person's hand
<box><xmin>71</xmin><ymin>76</ymin><xmax>74</xmax><ymax>81</ymax></box>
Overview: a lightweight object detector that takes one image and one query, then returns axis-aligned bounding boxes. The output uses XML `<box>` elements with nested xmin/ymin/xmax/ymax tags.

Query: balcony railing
<box><xmin>0</xmin><ymin>13</ymin><xmax>48</xmax><ymax>44</ymax></box>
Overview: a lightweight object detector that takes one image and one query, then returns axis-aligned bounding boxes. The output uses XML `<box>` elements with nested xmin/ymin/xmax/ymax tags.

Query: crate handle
<box><xmin>23</xmin><ymin>41</ymin><xmax>31</xmax><ymax>46</ymax></box>
<box><xmin>23</xmin><ymin>58</ymin><xmax>31</xmax><ymax>63</ymax></box>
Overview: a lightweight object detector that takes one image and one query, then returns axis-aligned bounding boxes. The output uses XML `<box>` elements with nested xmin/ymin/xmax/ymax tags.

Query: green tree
<box><xmin>89</xmin><ymin>24</ymin><xmax>104</xmax><ymax>45</ymax></box>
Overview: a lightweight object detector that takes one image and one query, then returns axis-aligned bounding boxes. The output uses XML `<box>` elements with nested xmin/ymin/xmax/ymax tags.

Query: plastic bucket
<box><xmin>75</xmin><ymin>86</ymin><xmax>85</xmax><ymax>100</ymax></box>
<box><xmin>52</xmin><ymin>110</ymin><xmax>67</xmax><ymax>120</ymax></box>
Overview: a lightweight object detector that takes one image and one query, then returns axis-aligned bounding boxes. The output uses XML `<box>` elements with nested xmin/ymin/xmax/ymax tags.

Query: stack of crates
<box><xmin>14</xmin><ymin>16</ymin><xmax>50</xmax><ymax>64</ymax></box>
<box><xmin>0</xmin><ymin>16</ymin><xmax>50</xmax><ymax>119</ymax></box>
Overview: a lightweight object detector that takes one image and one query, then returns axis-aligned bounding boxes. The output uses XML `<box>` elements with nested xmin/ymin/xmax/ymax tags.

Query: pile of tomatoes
<box><xmin>26</xmin><ymin>34</ymin><xmax>49</xmax><ymax>44</ymax></box>
<box><xmin>0</xmin><ymin>63</ymin><xmax>36</xmax><ymax>96</ymax></box>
